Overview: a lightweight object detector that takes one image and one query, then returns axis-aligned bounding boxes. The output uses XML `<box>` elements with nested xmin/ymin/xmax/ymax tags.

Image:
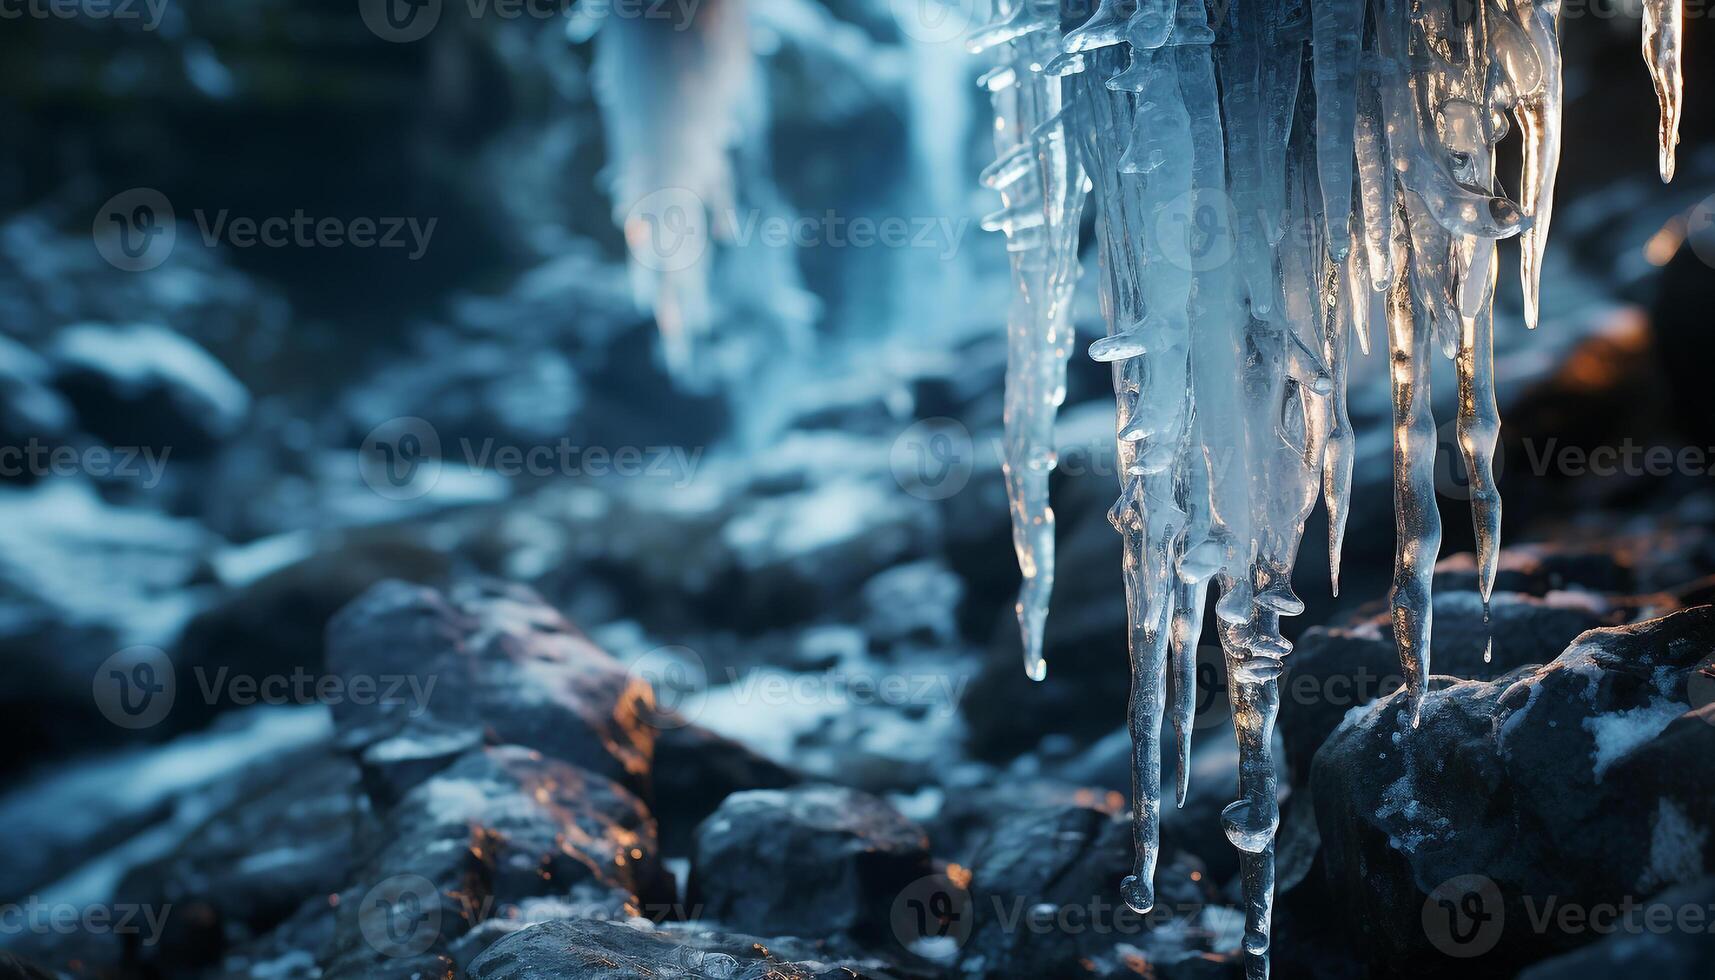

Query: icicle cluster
<box><xmin>974</xmin><ymin>0</ymin><xmax>1686</xmax><ymax>976</ymax></box>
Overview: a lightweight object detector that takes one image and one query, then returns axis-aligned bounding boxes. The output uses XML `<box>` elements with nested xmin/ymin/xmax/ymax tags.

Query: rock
<box><xmin>319</xmin><ymin>745</ymin><xmax>672</xmax><ymax>980</ymax></box>
<box><xmin>0</xmin><ymin>706</ymin><xmax>330</xmax><ymax>906</ymax></box>
<box><xmin>0</xmin><ymin>334</ymin><xmax>76</xmax><ymax>486</ymax></box>
<box><xmin>323</xmin><ymin>578</ymin><xmax>656</xmax><ymax>799</ymax></box>
<box><xmin>1280</xmin><ymin>588</ymin><xmax>1613</xmax><ymax>783</ymax></box>
<box><xmin>650</xmin><ymin>722</ymin><xmax>800</xmax><ymax>856</ymax></box>
<box><xmin>1311</xmin><ymin>607</ymin><xmax>1715</xmax><ymax>975</ymax></box>
<box><xmin>115</xmin><ymin>750</ymin><xmax>361</xmax><ymax>971</ymax></box>
<box><xmin>1432</xmin><ymin>545</ymin><xmax>1635</xmax><ymax>597</ymax></box>
<box><xmin>0</xmin><ymin>481</ymin><xmax>215</xmax><ymax>774</ymax></box>
<box><xmin>466</xmin><ymin>917</ymin><xmax>905</xmax><ymax>980</ymax></box>
<box><xmin>49</xmin><ymin>322</ymin><xmax>250</xmax><ymax>459</ymax></box>
<box><xmin>688</xmin><ymin>784</ymin><xmax>931</xmax><ymax>939</ymax></box>
<box><xmin>172</xmin><ymin>532</ymin><xmax>450</xmax><ymax>735</ymax></box>
<box><xmin>957</xmin><ymin>802</ymin><xmax>1230</xmax><ymax>979</ymax></box>
<box><xmin>858</xmin><ymin>559</ymin><xmax>964</xmax><ymax>651</ymax></box>
<box><xmin>1515</xmin><ymin>877</ymin><xmax>1715</xmax><ymax>980</ymax></box>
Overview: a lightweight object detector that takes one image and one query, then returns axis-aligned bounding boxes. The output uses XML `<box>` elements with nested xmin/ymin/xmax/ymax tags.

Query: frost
<box><xmin>1583</xmin><ymin>696</ymin><xmax>1686</xmax><ymax>781</ymax></box>
<box><xmin>972</xmin><ymin>0</ymin><xmax>1689</xmax><ymax>975</ymax></box>
<box><xmin>1642</xmin><ymin>798</ymin><xmax>1708</xmax><ymax>892</ymax></box>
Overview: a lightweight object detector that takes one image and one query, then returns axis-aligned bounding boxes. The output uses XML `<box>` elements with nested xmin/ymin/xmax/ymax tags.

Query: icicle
<box><xmin>1641</xmin><ymin>0</ymin><xmax>1685</xmax><ymax>182</ymax></box>
<box><xmin>970</xmin><ymin>0</ymin><xmax>1697</xmax><ymax>970</ymax></box>
<box><xmin>1385</xmin><ymin>201</ymin><xmax>1439</xmax><ymax>724</ymax></box>
<box><xmin>1514</xmin><ymin>0</ymin><xmax>1562</xmax><ymax>328</ymax></box>
<box><xmin>980</xmin><ymin>1</ymin><xmax>1089</xmax><ymax>682</ymax></box>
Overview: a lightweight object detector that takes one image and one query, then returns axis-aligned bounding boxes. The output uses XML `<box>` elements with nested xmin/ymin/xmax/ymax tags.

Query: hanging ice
<box><xmin>971</xmin><ymin>1</ymin><xmax>1087</xmax><ymax>682</ymax></box>
<box><xmin>973</xmin><ymin>0</ymin><xmax>1689</xmax><ymax>975</ymax></box>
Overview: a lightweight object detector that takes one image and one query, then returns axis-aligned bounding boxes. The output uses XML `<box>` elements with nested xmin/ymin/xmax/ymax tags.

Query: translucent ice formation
<box><xmin>973</xmin><ymin>0</ymin><xmax>1687</xmax><ymax>975</ymax></box>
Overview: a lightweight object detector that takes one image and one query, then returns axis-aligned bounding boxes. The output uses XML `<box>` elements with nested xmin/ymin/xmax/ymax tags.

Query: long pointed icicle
<box><xmin>978</xmin><ymin>0</ymin><xmax>1086</xmax><ymax>682</ymax></box>
<box><xmin>1642</xmin><ymin>0</ymin><xmax>1685</xmax><ymax>182</ymax></box>
<box><xmin>971</xmin><ymin>0</ymin><xmax>1695</xmax><ymax>972</ymax></box>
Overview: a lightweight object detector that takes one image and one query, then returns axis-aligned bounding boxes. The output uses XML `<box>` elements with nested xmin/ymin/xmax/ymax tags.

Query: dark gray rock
<box><xmin>1515</xmin><ymin>877</ymin><xmax>1715</xmax><ymax>980</ymax></box>
<box><xmin>956</xmin><ymin>803</ymin><xmax>1233</xmax><ymax>980</ymax></box>
<box><xmin>0</xmin><ymin>334</ymin><xmax>76</xmax><ymax>486</ymax></box>
<box><xmin>319</xmin><ymin>745</ymin><xmax>672</xmax><ymax>980</ymax></box>
<box><xmin>651</xmin><ymin>721</ymin><xmax>800</xmax><ymax>857</ymax></box>
<box><xmin>688</xmin><ymin>784</ymin><xmax>931</xmax><ymax>939</ymax></box>
<box><xmin>1432</xmin><ymin>545</ymin><xmax>1635</xmax><ymax>597</ymax></box>
<box><xmin>466</xmin><ymin>917</ymin><xmax>901</xmax><ymax>980</ymax></box>
<box><xmin>49</xmin><ymin>322</ymin><xmax>250</xmax><ymax>459</ymax></box>
<box><xmin>1280</xmin><ymin>588</ymin><xmax>1613</xmax><ymax>783</ymax></box>
<box><xmin>115</xmin><ymin>750</ymin><xmax>361</xmax><ymax>972</ymax></box>
<box><xmin>323</xmin><ymin>578</ymin><xmax>656</xmax><ymax>799</ymax></box>
<box><xmin>1311</xmin><ymin>606</ymin><xmax>1715</xmax><ymax>975</ymax></box>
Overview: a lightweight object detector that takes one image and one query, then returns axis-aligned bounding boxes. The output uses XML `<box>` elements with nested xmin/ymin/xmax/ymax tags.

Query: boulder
<box><xmin>319</xmin><ymin>745</ymin><xmax>671</xmax><ymax>980</ymax></box>
<box><xmin>323</xmin><ymin>579</ymin><xmax>656</xmax><ymax>799</ymax></box>
<box><xmin>1311</xmin><ymin>607</ymin><xmax>1715</xmax><ymax>974</ymax></box>
<box><xmin>688</xmin><ymin>784</ymin><xmax>931</xmax><ymax>939</ymax></box>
